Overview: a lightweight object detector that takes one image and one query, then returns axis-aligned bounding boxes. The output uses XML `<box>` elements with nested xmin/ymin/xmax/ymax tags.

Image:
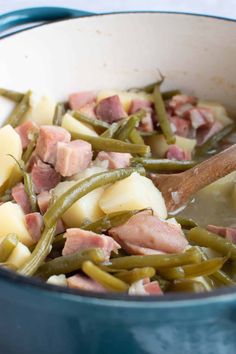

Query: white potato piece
<box><xmin>99</xmin><ymin>172</ymin><xmax>167</xmax><ymax>219</ymax></box>
<box><xmin>62</xmin><ymin>113</ymin><xmax>98</xmax><ymax>137</ymax></box>
<box><xmin>97</xmin><ymin>90</ymin><xmax>154</xmax><ymax>113</ymax></box>
<box><xmin>0</xmin><ymin>125</ymin><xmax>22</xmax><ymax>187</ymax></box>
<box><xmin>7</xmin><ymin>242</ymin><xmax>31</xmax><ymax>268</ymax></box>
<box><xmin>200</xmin><ymin>171</ymin><xmax>236</xmax><ymax>197</ymax></box>
<box><xmin>0</xmin><ymin>202</ymin><xmax>34</xmax><ymax>246</ymax></box>
<box><xmin>47</xmin><ymin>274</ymin><xmax>67</xmax><ymax>286</ymax></box>
<box><xmin>197</xmin><ymin>100</ymin><xmax>233</xmax><ymax>126</ymax></box>
<box><xmin>23</xmin><ymin>93</ymin><xmax>56</xmax><ymax>125</ymax></box>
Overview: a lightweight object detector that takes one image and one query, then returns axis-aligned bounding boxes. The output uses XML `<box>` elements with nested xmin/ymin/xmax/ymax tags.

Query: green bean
<box><xmin>129</xmin><ymin>129</ymin><xmax>145</xmax><ymax>145</ymax></box>
<box><xmin>22</xmin><ymin>131</ymin><xmax>39</xmax><ymax>164</ymax></box>
<box><xmin>71</xmin><ymin>132</ymin><xmax>150</xmax><ymax>155</ymax></box>
<box><xmin>195</xmin><ymin>124</ymin><xmax>235</xmax><ymax>157</ymax></box>
<box><xmin>115</xmin><ymin>267</ymin><xmax>155</xmax><ymax>284</ymax></box>
<box><xmin>82</xmin><ymin>261</ymin><xmax>129</xmax><ymax>292</ymax></box>
<box><xmin>168</xmin><ymin>279</ymin><xmax>207</xmax><ymax>293</ymax></box>
<box><xmin>37</xmin><ymin>248</ymin><xmax>105</xmax><ymax>279</ymax></box>
<box><xmin>101</xmin><ymin>122</ymin><xmax>120</xmax><ymax>138</ymax></box>
<box><xmin>114</xmin><ymin>110</ymin><xmax>146</xmax><ymax>141</ymax></box>
<box><xmin>131</xmin><ymin>158</ymin><xmax>196</xmax><ymax>172</ymax></box>
<box><xmin>153</xmin><ymin>274</ymin><xmax>170</xmax><ymax>291</ymax></box>
<box><xmin>153</xmin><ymin>85</ymin><xmax>176</xmax><ymax>144</ymax></box>
<box><xmin>4</xmin><ymin>90</ymin><xmax>31</xmax><ymax>128</ymax></box>
<box><xmin>182</xmin><ymin>256</ymin><xmax>228</xmax><ymax>278</ymax></box>
<box><xmin>53</xmin><ymin>103</ymin><xmax>66</xmax><ymax>126</ymax></box>
<box><xmin>72</xmin><ymin>111</ymin><xmax>110</xmax><ymax>130</ymax></box>
<box><xmin>0</xmin><ymin>234</ymin><xmax>19</xmax><ymax>262</ymax></box>
<box><xmin>106</xmin><ymin>247</ymin><xmax>201</xmax><ymax>270</ymax></box>
<box><xmin>0</xmin><ymin>88</ymin><xmax>24</xmax><ymax>102</ymax></box>
<box><xmin>187</xmin><ymin>227</ymin><xmax>236</xmax><ymax>260</ymax></box>
<box><xmin>52</xmin><ymin>233</ymin><xmax>65</xmax><ymax>249</ymax></box>
<box><xmin>44</xmin><ymin>166</ymin><xmax>145</xmax><ymax>228</ymax></box>
<box><xmin>132</xmin><ymin>78</ymin><xmax>164</xmax><ymax>94</ymax></box>
<box><xmin>82</xmin><ymin>209</ymin><xmax>144</xmax><ymax>234</ymax></box>
<box><xmin>157</xmin><ymin>267</ymin><xmax>185</xmax><ymax>280</ymax></box>
<box><xmin>162</xmin><ymin>90</ymin><xmax>181</xmax><ymax>100</ymax></box>
<box><xmin>18</xmin><ymin>224</ymin><xmax>56</xmax><ymax>276</ymax></box>
<box><xmin>174</xmin><ymin>217</ymin><xmax>198</xmax><ymax>230</ymax></box>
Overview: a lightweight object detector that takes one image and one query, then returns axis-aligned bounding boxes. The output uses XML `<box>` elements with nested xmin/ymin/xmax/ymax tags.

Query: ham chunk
<box><xmin>25</xmin><ymin>212</ymin><xmax>44</xmax><ymax>243</ymax></box>
<box><xmin>129</xmin><ymin>99</ymin><xmax>152</xmax><ymax>114</ymax></box>
<box><xmin>67</xmin><ymin>274</ymin><xmax>106</xmax><ymax>292</ymax></box>
<box><xmin>188</xmin><ymin>109</ymin><xmax>206</xmax><ymax>129</ymax></box>
<box><xmin>62</xmin><ymin>228</ymin><xmax>121</xmax><ymax>260</ymax></box>
<box><xmin>97</xmin><ymin>151</ymin><xmax>131</xmax><ymax>169</ymax></box>
<box><xmin>166</xmin><ymin>145</ymin><xmax>190</xmax><ymax>161</ymax></box>
<box><xmin>31</xmin><ymin>160</ymin><xmax>61</xmax><ymax>194</ymax></box>
<box><xmin>78</xmin><ymin>102</ymin><xmax>97</xmax><ymax>119</ymax></box>
<box><xmin>207</xmin><ymin>225</ymin><xmax>236</xmax><ymax>244</ymax></box>
<box><xmin>109</xmin><ymin>213</ymin><xmax>188</xmax><ymax>255</ymax></box>
<box><xmin>15</xmin><ymin>121</ymin><xmax>38</xmax><ymax>149</ymax></box>
<box><xmin>12</xmin><ymin>183</ymin><xmax>31</xmax><ymax>214</ymax></box>
<box><xmin>197</xmin><ymin>121</ymin><xmax>223</xmax><ymax>146</ymax></box>
<box><xmin>170</xmin><ymin>117</ymin><xmax>190</xmax><ymax>137</ymax></box>
<box><xmin>55</xmin><ymin>140</ymin><xmax>92</xmax><ymax>177</ymax></box>
<box><xmin>69</xmin><ymin>91</ymin><xmax>96</xmax><ymax>110</ymax></box>
<box><xmin>129</xmin><ymin>99</ymin><xmax>153</xmax><ymax>132</ymax></box>
<box><xmin>37</xmin><ymin>191</ymin><xmax>51</xmax><ymax>214</ymax></box>
<box><xmin>96</xmin><ymin>95</ymin><xmax>127</xmax><ymax>123</ymax></box>
<box><xmin>169</xmin><ymin>94</ymin><xmax>197</xmax><ymax>111</ymax></box>
<box><xmin>36</xmin><ymin>125</ymin><xmax>71</xmax><ymax>164</ymax></box>
<box><xmin>129</xmin><ymin>279</ymin><xmax>163</xmax><ymax>296</ymax></box>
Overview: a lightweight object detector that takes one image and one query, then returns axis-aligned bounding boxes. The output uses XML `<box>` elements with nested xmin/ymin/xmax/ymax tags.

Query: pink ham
<box><xmin>169</xmin><ymin>94</ymin><xmax>197</xmax><ymax>110</ymax></box>
<box><xmin>207</xmin><ymin>225</ymin><xmax>236</xmax><ymax>244</ymax></box>
<box><xmin>197</xmin><ymin>121</ymin><xmax>223</xmax><ymax>146</ymax></box>
<box><xmin>166</xmin><ymin>145</ymin><xmax>191</xmax><ymax>161</ymax></box>
<box><xmin>62</xmin><ymin>228</ymin><xmax>121</xmax><ymax>260</ymax></box>
<box><xmin>109</xmin><ymin>212</ymin><xmax>188</xmax><ymax>255</ymax></box>
<box><xmin>69</xmin><ymin>91</ymin><xmax>96</xmax><ymax>110</ymax></box>
<box><xmin>139</xmin><ymin>110</ymin><xmax>154</xmax><ymax>132</ymax></box>
<box><xmin>15</xmin><ymin>121</ymin><xmax>38</xmax><ymax>149</ymax></box>
<box><xmin>12</xmin><ymin>183</ymin><xmax>31</xmax><ymax>214</ymax></box>
<box><xmin>55</xmin><ymin>140</ymin><xmax>92</xmax><ymax>177</ymax></box>
<box><xmin>36</xmin><ymin>126</ymin><xmax>71</xmax><ymax>165</ymax></box>
<box><xmin>97</xmin><ymin>151</ymin><xmax>131</xmax><ymax>169</ymax></box>
<box><xmin>129</xmin><ymin>99</ymin><xmax>152</xmax><ymax>114</ymax></box>
<box><xmin>188</xmin><ymin>109</ymin><xmax>206</xmax><ymax>129</ymax></box>
<box><xmin>37</xmin><ymin>191</ymin><xmax>51</xmax><ymax>214</ymax></box>
<box><xmin>96</xmin><ymin>95</ymin><xmax>127</xmax><ymax>123</ymax></box>
<box><xmin>31</xmin><ymin>160</ymin><xmax>61</xmax><ymax>194</ymax></box>
<box><xmin>27</xmin><ymin>153</ymin><xmax>41</xmax><ymax>172</ymax></box>
<box><xmin>78</xmin><ymin>102</ymin><xmax>97</xmax><ymax>119</ymax></box>
<box><xmin>67</xmin><ymin>274</ymin><xmax>106</xmax><ymax>292</ymax></box>
<box><xmin>170</xmin><ymin>117</ymin><xmax>190</xmax><ymax>137</ymax></box>
<box><xmin>129</xmin><ymin>278</ymin><xmax>163</xmax><ymax>296</ymax></box>
<box><xmin>25</xmin><ymin>212</ymin><xmax>44</xmax><ymax>243</ymax></box>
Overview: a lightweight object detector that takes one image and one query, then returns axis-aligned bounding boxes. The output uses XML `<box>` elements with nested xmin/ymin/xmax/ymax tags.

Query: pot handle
<box><xmin>0</xmin><ymin>7</ymin><xmax>93</xmax><ymax>36</ymax></box>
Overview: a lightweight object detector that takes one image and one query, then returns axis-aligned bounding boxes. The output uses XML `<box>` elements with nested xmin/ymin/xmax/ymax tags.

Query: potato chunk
<box><xmin>62</xmin><ymin>113</ymin><xmax>98</xmax><ymax>137</ymax></box>
<box><xmin>0</xmin><ymin>125</ymin><xmax>22</xmax><ymax>187</ymax></box>
<box><xmin>99</xmin><ymin>172</ymin><xmax>167</xmax><ymax>219</ymax></box>
<box><xmin>7</xmin><ymin>242</ymin><xmax>31</xmax><ymax>268</ymax></box>
<box><xmin>0</xmin><ymin>202</ymin><xmax>34</xmax><ymax>246</ymax></box>
<box><xmin>23</xmin><ymin>93</ymin><xmax>56</xmax><ymax>125</ymax></box>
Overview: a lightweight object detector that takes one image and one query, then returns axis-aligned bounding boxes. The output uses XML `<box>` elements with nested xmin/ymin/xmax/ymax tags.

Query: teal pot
<box><xmin>0</xmin><ymin>8</ymin><xmax>236</xmax><ymax>354</ymax></box>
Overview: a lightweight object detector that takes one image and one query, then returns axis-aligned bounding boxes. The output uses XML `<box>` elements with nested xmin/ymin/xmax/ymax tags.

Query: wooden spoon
<box><xmin>151</xmin><ymin>144</ymin><xmax>236</xmax><ymax>212</ymax></box>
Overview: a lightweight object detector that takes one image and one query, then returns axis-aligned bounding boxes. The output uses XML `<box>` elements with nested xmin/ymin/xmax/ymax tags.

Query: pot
<box><xmin>0</xmin><ymin>7</ymin><xmax>236</xmax><ymax>354</ymax></box>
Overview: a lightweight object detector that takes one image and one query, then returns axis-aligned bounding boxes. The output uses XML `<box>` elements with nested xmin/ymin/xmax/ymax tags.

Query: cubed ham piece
<box><xmin>67</xmin><ymin>274</ymin><xmax>106</xmax><ymax>292</ymax></box>
<box><xmin>109</xmin><ymin>212</ymin><xmax>188</xmax><ymax>255</ymax></box>
<box><xmin>170</xmin><ymin>117</ymin><xmax>190</xmax><ymax>137</ymax></box>
<box><xmin>56</xmin><ymin>219</ymin><xmax>65</xmax><ymax>235</ymax></box>
<box><xmin>198</xmin><ymin>108</ymin><xmax>214</xmax><ymax>124</ymax></box>
<box><xmin>69</xmin><ymin>91</ymin><xmax>97</xmax><ymax>110</ymax></box>
<box><xmin>207</xmin><ymin>225</ymin><xmax>236</xmax><ymax>244</ymax></box>
<box><xmin>169</xmin><ymin>94</ymin><xmax>197</xmax><ymax>110</ymax></box>
<box><xmin>12</xmin><ymin>183</ymin><xmax>31</xmax><ymax>214</ymax></box>
<box><xmin>188</xmin><ymin>109</ymin><xmax>206</xmax><ymax>129</ymax></box>
<box><xmin>96</xmin><ymin>95</ymin><xmax>127</xmax><ymax>123</ymax></box>
<box><xmin>36</xmin><ymin>125</ymin><xmax>71</xmax><ymax>165</ymax></box>
<box><xmin>129</xmin><ymin>99</ymin><xmax>152</xmax><ymax>114</ymax></box>
<box><xmin>97</xmin><ymin>151</ymin><xmax>131</xmax><ymax>169</ymax></box>
<box><xmin>31</xmin><ymin>160</ymin><xmax>61</xmax><ymax>194</ymax></box>
<box><xmin>27</xmin><ymin>153</ymin><xmax>41</xmax><ymax>172</ymax></box>
<box><xmin>15</xmin><ymin>121</ymin><xmax>38</xmax><ymax>149</ymax></box>
<box><xmin>166</xmin><ymin>145</ymin><xmax>191</xmax><ymax>161</ymax></box>
<box><xmin>55</xmin><ymin>140</ymin><xmax>92</xmax><ymax>177</ymax></box>
<box><xmin>62</xmin><ymin>228</ymin><xmax>121</xmax><ymax>261</ymax></box>
<box><xmin>78</xmin><ymin>102</ymin><xmax>97</xmax><ymax>119</ymax></box>
<box><xmin>25</xmin><ymin>212</ymin><xmax>44</xmax><ymax>243</ymax></box>
<box><xmin>129</xmin><ymin>278</ymin><xmax>163</xmax><ymax>296</ymax></box>
<box><xmin>175</xmin><ymin>103</ymin><xmax>194</xmax><ymax>117</ymax></box>
<box><xmin>37</xmin><ymin>191</ymin><xmax>51</xmax><ymax>214</ymax></box>
<box><xmin>197</xmin><ymin>121</ymin><xmax>223</xmax><ymax>146</ymax></box>
<box><xmin>139</xmin><ymin>110</ymin><xmax>154</xmax><ymax>132</ymax></box>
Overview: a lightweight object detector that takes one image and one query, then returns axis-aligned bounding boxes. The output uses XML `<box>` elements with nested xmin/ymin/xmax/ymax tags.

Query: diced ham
<box><xmin>109</xmin><ymin>212</ymin><xmax>188</xmax><ymax>255</ymax></box>
<box><xmin>62</xmin><ymin>228</ymin><xmax>121</xmax><ymax>260</ymax></box>
<box><xmin>170</xmin><ymin>117</ymin><xmax>190</xmax><ymax>137</ymax></box>
<box><xmin>78</xmin><ymin>102</ymin><xmax>97</xmax><ymax>119</ymax></box>
<box><xmin>139</xmin><ymin>110</ymin><xmax>154</xmax><ymax>132</ymax></box>
<box><xmin>55</xmin><ymin>140</ymin><xmax>92</xmax><ymax>177</ymax></box>
<box><xmin>169</xmin><ymin>94</ymin><xmax>197</xmax><ymax>110</ymax></box>
<box><xmin>129</xmin><ymin>278</ymin><xmax>163</xmax><ymax>296</ymax></box>
<box><xmin>96</xmin><ymin>95</ymin><xmax>127</xmax><ymax>123</ymax></box>
<box><xmin>15</xmin><ymin>121</ymin><xmax>38</xmax><ymax>149</ymax></box>
<box><xmin>56</xmin><ymin>219</ymin><xmax>65</xmax><ymax>235</ymax></box>
<box><xmin>36</xmin><ymin>126</ymin><xmax>71</xmax><ymax>165</ymax></box>
<box><xmin>31</xmin><ymin>160</ymin><xmax>61</xmax><ymax>194</ymax></box>
<box><xmin>97</xmin><ymin>151</ymin><xmax>131</xmax><ymax>169</ymax></box>
<box><xmin>166</xmin><ymin>145</ymin><xmax>191</xmax><ymax>161</ymax></box>
<box><xmin>129</xmin><ymin>99</ymin><xmax>152</xmax><ymax>114</ymax></box>
<box><xmin>198</xmin><ymin>108</ymin><xmax>214</xmax><ymax>124</ymax></box>
<box><xmin>67</xmin><ymin>274</ymin><xmax>106</xmax><ymax>292</ymax></box>
<box><xmin>188</xmin><ymin>109</ymin><xmax>206</xmax><ymax>129</ymax></box>
<box><xmin>197</xmin><ymin>121</ymin><xmax>223</xmax><ymax>146</ymax></box>
<box><xmin>27</xmin><ymin>153</ymin><xmax>41</xmax><ymax>172</ymax></box>
<box><xmin>12</xmin><ymin>183</ymin><xmax>31</xmax><ymax>214</ymax></box>
<box><xmin>207</xmin><ymin>225</ymin><xmax>236</xmax><ymax>244</ymax></box>
<box><xmin>37</xmin><ymin>191</ymin><xmax>51</xmax><ymax>214</ymax></box>
<box><xmin>25</xmin><ymin>212</ymin><xmax>44</xmax><ymax>243</ymax></box>
<box><xmin>69</xmin><ymin>91</ymin><xmax>97</xmax><ymax>110</ymax></box>
<box><xmin>175</xmin><ymin>103</ymin><xmax>194</xmax><ymax>117</ymax></box>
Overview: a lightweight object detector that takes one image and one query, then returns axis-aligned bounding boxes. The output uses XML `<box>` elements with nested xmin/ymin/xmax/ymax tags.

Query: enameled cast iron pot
<box><xmin>0</xmin><ymin>7</ymin><xmax>236</xmax><ymax>354</ymax></box>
